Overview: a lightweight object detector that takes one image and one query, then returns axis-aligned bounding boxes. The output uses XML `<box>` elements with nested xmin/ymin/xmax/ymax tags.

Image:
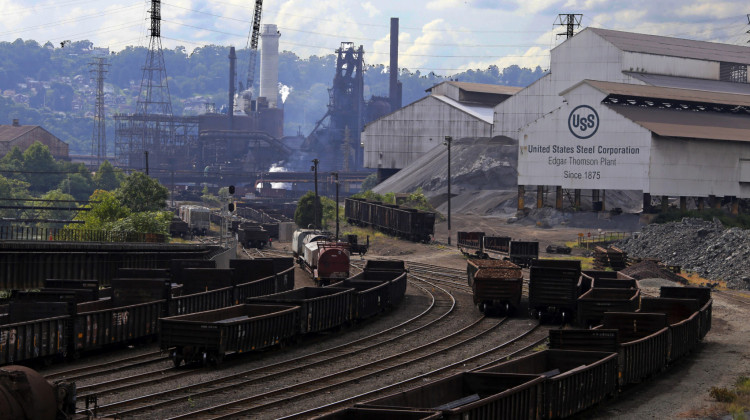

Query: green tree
<box><xmin>72</xmin><ymin>189</ymin><xmax>130</xmax><ymax>230</ymax></box>
<box><xmin>22</xmin><ymin>142</ymin><xmax>60</xmax><ymax>194</ymax></box>
<box><xmin>93</xmin><ymin>160</ymin><xmax>123</xmax><ymax>191</ymax></box>
<box><xmin>294</xmin><ymin>191</ymin><xmax>337</xmax><ymax>229</ymax></box>
<box><xmin>0</xmin><ymin>174</ymin><xmax>31</xmax><ymax>218</ymax></box>
<box><xmin>115</xmin><ymin>172</ymin><xmax>168</xmax><ymax>212</ymax></box>
<box><xmin>35</xmin><ymin>189</ymin><xmax>76</xmax><ymax>225</ymax></box>
<box><xmin>360</xmin><ymin>173</ymin><xmax>378</xmax><ymax>191</ymax></box>
<box><xmin>108</xmin><ymin>211</ymin><xmax>171</xmax><ymax>236</ymax></box>
<box><xmin>57</xmin><ymin>173</ymin><xmax>94</xmax><ymax>201</ymax></box>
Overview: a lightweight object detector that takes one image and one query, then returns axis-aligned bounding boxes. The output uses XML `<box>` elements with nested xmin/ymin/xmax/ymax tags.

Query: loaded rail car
<box><xmin>528</xmin><ymin>259</ymin><xmax>583</xmax><ymax>322</ymax></box>
<box><xmin>550</xmin><ymin>312</ymin><xmax>670</xmax><ymax>386</ymax></box>
<box><xmin>471</xmin><ymin>263</ymin><xmax>523</xmax><ymax>315</ymax></box>
<box><xmin>466</xmin><ymin>259</ymin><xmax>517</xmax><ymax>287</ymax></box>
<box><xmin>160</xmin><ymin>304</ymin><xmax>299</xmax><ymax>367</ymax></box>
<box><xmin>660</xmin><ymin>286</ymin><xmax>712</xmax><ymax>339</ymax></box>
<box><xmin>359</xmin><ymin>371</ymin><xmax>545</xmax><ymax>420</ymax></box>
<box><xmin>238</xmin><ymin>225</ymin><xmax>270</xmax><ymax>248</ymax></box>
<box><xmin>457</xmin><ymin>231</ymin><xmax>485</xmax><ymax>257</ymax></box>
<box><xmin>576</xmin><ymin>287</ymin><xmax>641</xmax><ymax>327</ymax></box>
<box><xmin>248</xmin><ymin>287</ymin><xmax>354</xmax><ymax>334</ymax></box>
<box><xmin>477</xmin><ymin>349</ymin><xmax>618</xmax><ymax>420</ymax></box>
<box><xmin>640</xmin><ymin>297</ymin><xmax>701</xmax><ymax>361</ymax></box>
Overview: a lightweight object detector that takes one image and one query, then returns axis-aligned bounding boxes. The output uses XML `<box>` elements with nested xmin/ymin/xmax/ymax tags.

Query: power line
<box><xmin>0</xmin><ymin>3</ymin><xmax>142</xmax><ymax>38</ymax></box>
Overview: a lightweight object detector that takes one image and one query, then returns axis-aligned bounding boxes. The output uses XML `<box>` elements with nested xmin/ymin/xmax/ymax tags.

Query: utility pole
<box><xmin>311</xmin><ymin>158</ymin><xmax>319</xmax><ymax>229</ymax></box>
<box><xmin>445</xmin><ymin>136</ymin><xmax>452</xmax><ymax>245</ymax></box>
<box><xmin>89</xmin><ymin>57</ymin><xmax>109</xmax><ymax>166</ymax></box>
<box><xmin>555</xmin><ymin>14</ymin><xmax>582</xmax><ymax>39</ymax></box>
<box><xmin>144</xmin><ymin>151</ymin><xmax>149</xmax><ymax>175</ymax></box>
<box><xmin>332</xmin><ymin>172</ymin><xmax>339</xmax><ymax>240</ymax></box>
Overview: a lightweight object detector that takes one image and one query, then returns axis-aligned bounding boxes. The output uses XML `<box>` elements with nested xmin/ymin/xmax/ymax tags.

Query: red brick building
<box><xmin>0</xmin><ymin>119</ymin><xmax>69</xmax><ymax>159</ymax></box>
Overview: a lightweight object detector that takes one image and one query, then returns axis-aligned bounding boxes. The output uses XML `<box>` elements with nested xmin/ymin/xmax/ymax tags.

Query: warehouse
<box><xmin>494</xmin><ymin>28</ymin><xmax>750</xmax><ymax>212</ymax></box>
<box><xmin>363</xmin><ymin>81</ymin><xmax>520</xmax><ymax>180</ymax></box>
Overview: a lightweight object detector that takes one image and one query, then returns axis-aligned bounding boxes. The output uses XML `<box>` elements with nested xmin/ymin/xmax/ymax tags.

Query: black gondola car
<box><xmin>528</xmin><ymin>259</ymin><xmax>583</xmax><ymax>322</ymax></box>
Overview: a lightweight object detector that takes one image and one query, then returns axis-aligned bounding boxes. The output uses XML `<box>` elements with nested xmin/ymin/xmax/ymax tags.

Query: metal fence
<box><xmin>0</xmin><ymin>226</ymin><xmax>167</xmax><ymax>243</ymax></box>
<box><xmin>576</xmin><ymin>231</ymin><xmax>633</xmax><ymax>247</ymax></box>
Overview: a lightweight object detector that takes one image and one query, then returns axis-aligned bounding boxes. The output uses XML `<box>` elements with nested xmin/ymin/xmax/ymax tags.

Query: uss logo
<box><xmin>568</xmin><ymin>105</ymin><xmax>599</xmax><ymax>139</ymax></box>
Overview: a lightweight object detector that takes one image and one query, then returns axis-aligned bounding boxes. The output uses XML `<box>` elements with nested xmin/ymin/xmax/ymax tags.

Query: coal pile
<box><xmin>617</xmin><ymin>218</ymin><xmax>750</xmax><ymax>290</ymax></box>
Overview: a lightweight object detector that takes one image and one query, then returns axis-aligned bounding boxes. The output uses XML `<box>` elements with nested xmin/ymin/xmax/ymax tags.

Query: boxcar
<box><xmin>472</xmin><ymin>265</ymin><xmax>523</xmax><ymax>315</ymax></box>
<box><xmin>248</xmin><ymin>287</ymin><xmax>354</xmax><ymax>334</ymax></box>
<box><xmin>528</xmin><ymin>259</ymin><xmax>582</xmax><ymax>322</ymax></box>
<box><xmin>640</xmin><ymin>297</ymin><xmax>701</xmax><ymax>361</ymax></box>
<box><xmin>477</xmin><ymin>349</ymin><xmax>618</xmax><ymax>419</ymax></box>
<box><xmin>160</xmin><ymin>303</ymin><xmax>299</xmax><ymax>366</ymax></box>
<box><xmin>550</xmin><ymin>312</ymin><xmax>670</xmax><ymax>386</ymax></box>
<box><xmin>660</xmin><ymin>286</ymin><xmax>712</xmax><ymax>339</ymax></box>
<box><xmin>576</xmin><ymin>287</ymin><xmax>640</xmax><ymax>327</ymax></box>
<box><xmin>360</xmin><ymin>371</ymin><xmax>545</xmax><ymax>420</ymax></box>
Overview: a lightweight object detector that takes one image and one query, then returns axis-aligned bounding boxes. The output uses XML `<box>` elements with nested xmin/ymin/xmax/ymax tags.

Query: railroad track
<box><xmin>161</xmin><ymin>279</ymin><xmax>540</xmax><ymax>420</ymax></box>
<box><xmin>42</xmin><ymin>349</ymin><xmax>168</xmax><ymax>383</ymax></box>
<box><xmin>714</xmin><ymin>288</ymin><xmax>750</xmax><ymax>306</ymax></box>
<box><xmin>80</xmin><ymin>270</ymin><xmax>456</xmax><ymax>417</ymax></box>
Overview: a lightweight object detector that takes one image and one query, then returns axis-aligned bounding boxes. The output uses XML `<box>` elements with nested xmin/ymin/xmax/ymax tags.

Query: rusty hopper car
<box><xmin>528</xmin><ymin>259</ymin><xmax>583</xmax><ymax>322</ymax></box>
<box><xmin>472</xmin><ymin>263</ymin><xmax>523</xmax><ymax>315</ymax></box>
<box><xmin>477</xmin><ymin>349</ymin><xmax>618</xmax><ymax>419</ymax></box>
<box><xmin>360</xmin><ymin>371</ymin><xmax>545</xmax><ymax>420</ymax></box>
<box><xmin>576</xmin><ymin>287</ymin><xmax>641</xmax><ymax>327</ymax></box>
<box><xmin>550</xmin><ymin>312</ymin><xmax>670</xmax><ymax>386</ymax></box>
<box><xmin>466</xmin><ymin>259</ymin><xmax>518</xmax><ymax>287</ymax></box>
<box><xmin>581</xmin><ymin>270</ymin><xmax>639</xmax><ymax>289</ymax></box>
<box><xmin>660</xmin><ymin>286</ymin><xmax>712</xmax><ymax>339</ymax></box>
<box><xmin>640</xmin><ymin>297</ymin><xmax>701</xmax><ymax>361</ymax></box>
<box><xmin>160</xmin><ymin>304</ymin><xmax>299</xmax><ymax>366</ymax></box>
<box><xmin>457</xmin><ymin>231</ymin><xmax>485</xmax><ymax>257</ymax></box>
<box><xmin>248</xmin><ymin>287</ymin><xmax>354</xmax><ymax>334</ymax></box>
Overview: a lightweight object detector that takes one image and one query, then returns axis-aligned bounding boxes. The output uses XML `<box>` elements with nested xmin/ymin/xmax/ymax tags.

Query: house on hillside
<box><xmin>0</xmin><ymin>119</ymin><xmax>69</xmax><ymax>159</ymax></box>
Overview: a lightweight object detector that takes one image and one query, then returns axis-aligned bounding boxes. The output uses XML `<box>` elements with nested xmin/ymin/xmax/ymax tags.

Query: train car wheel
<box><xmin>173</xmin><ymin>355</ymin><xmax>183</xmax><ymax>367</ymax></box>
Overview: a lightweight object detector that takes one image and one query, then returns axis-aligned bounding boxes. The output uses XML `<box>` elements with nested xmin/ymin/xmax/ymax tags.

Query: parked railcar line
<box><xmin>163</xmin><ymin>279</ymin><xmax>516</xmax><ymax>420</ymax></box>
<box><xmin>79</xmin><ymin>274</ymin><xmax>449</xmax><ymax>417</ymax></box>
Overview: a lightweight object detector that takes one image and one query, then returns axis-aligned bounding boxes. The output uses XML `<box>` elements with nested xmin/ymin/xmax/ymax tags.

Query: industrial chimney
<box><xmin>260</xmin><ymin>24</ymin><xmax>281</xmax><ymax>108</ymax></box>
<box><xmin>389</xmin><ymin>17</ymin><xmax>402</xmax><ymax>112</ymax></box>
<box><xmin>228</xmin><ymin>46</ymin><xmax>236</xmax><ymax>129</ymax></box>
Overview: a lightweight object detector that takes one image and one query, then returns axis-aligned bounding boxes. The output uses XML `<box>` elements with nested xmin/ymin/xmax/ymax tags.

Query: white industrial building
<box><xmin>493</xmin><ymin>28</ymin><xmax>750</xmax><ymax>212</ymax></box>
<box><xmin>363</xmin><ymin>81</ymin><xmax>520</xmax><ymax>177</ymax></box>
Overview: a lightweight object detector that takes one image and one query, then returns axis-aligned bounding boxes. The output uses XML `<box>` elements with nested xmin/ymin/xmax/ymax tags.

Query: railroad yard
<box><xmin>13</xmin><ymin>216</ymin><xmax>743</xmax><ymax>419</ymax></box>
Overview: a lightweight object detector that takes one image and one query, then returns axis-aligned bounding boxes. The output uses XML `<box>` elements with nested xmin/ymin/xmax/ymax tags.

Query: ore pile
<box><xmin>620</xmin><ymin>260</ymin><xmax>686</xmax><ymax>285</ymax></box>
<box><xmin>617</xmin><ymin>218</ymin><xmax>750</xmax><ymax>290</ymax></box>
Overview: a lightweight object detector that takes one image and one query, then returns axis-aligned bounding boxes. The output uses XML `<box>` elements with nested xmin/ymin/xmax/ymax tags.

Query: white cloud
<box><xmin>426</xmin><ymin>0</ymin><xmax>465</xmax><ymax>11</ymax></box>
<box><xmin>361</xmin><ymin>2</ymin><xmax>380</xmax><ymax>18</ymax></box>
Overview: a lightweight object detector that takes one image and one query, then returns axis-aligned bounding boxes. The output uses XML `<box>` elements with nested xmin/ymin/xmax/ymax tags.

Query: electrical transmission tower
<box><xmin>555</xmin><ymin>14</ymin><xmax>582</xmax><ymax>39</ymax></box>
<box><xmin>89</xmin><ymin>57</ymin><xmax>109</xmax><ymax>166</ymax></box>
<box><xmin>131</xmin><ymin>0</ymin><xmax>174</xmax><ymax>170</ymax></box>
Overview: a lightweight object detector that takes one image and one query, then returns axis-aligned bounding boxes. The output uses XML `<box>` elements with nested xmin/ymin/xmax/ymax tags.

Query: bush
<box><xmin>710</xmin><ymin>386</ymin><xmax>737</xmax><ymax>403</ymax></box>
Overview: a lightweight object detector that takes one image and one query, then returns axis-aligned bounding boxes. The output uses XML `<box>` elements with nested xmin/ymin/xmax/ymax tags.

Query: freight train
<box><xmin>345</xmin><ymin>198</ymin><xmax>435</xmax><ymax>243</ymax></box>
<box><xmin>162</xmin><ymin>260</ymin><xmax>407</xmax><ymax>366</ymax></box>
<box><xmin>0</xmin><ymin>258</ymin><xmax>295</xmax><ymax>367</ymax></box>
<box><xmin>332</xmin><ymin>275</ymin><xmax>712</xmax><ymax>420</ymax></box>
<box><xmin>292</xmin><ymin>229</ymin><xmax>350</xmax><ymax>285</ymax></box>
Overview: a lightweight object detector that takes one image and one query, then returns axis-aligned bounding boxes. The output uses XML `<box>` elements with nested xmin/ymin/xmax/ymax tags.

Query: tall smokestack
<box><xmin>260</xmin><ymin>24</ymin><xmax>281</xmax><ymax>108</ymax></box>
<box><xmin>389</xmin><ymin>17</ymin><xmax>402</xmax><ymax>112</ymax></box>
<box><xmin>228</xmin><ymin>46</ymin><xmax>236</xmax><ymax>129</ymax></box>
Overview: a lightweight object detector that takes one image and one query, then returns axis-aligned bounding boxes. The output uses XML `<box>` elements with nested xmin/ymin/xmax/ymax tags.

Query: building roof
<box><xmin>0</xmin><ymin>124</ymin><xmax>37</xmax><ymax>142</ymax></box>
<box><xmin>588</xmin><ymin>27</ymin><xmax>750</xmax><ymax>65</ymax></box>
<box><xmin>577</xmin><ymin>79</ymin><xmax>750</xmax><ymax>108</ymax></box>
<box><xmin>441</xmin><ymin>81</ymin><xmax>523</xmax><ymax>96</ymax></box>
<box><xmin>625</xmin><ymin>72</ymin><xmax>750</xmax><ymax>95</ymax></box>
<box><xmin>608</xmin><ymin>105</ymin><xmax>750</xmax><ymax>143</ymax></box>
<box><xmin>431</xmin><ymin>94</ymin><xmax>494</xmax><ymax>124</ymax></box>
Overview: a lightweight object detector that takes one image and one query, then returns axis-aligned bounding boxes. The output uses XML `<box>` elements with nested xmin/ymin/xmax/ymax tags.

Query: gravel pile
<box><xmin>616</xmin><ymin>217</ymin><xmax>750</xmax><ymax>290</ymax></box>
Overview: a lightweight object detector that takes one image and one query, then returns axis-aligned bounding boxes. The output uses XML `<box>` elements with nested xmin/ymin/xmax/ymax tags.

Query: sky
<box><xmin>1</xmin><ymin>0</ymin><xmax>749</xmax><ymax>75</ymax></box>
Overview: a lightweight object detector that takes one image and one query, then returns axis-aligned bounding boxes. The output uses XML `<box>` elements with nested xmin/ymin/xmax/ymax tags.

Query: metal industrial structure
<box><xmin>491</xmin><ymin>28</ymin><xmax>750</xmax><ymax>212</ymax></box>
<box><xmin>89</xmin><ymin>57</ymin><xmax>109</xmax><ymax>165</ymax></box>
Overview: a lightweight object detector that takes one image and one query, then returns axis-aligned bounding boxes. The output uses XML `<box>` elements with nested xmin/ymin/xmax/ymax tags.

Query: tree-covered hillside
<box><xmin>0</xmin><ymin>39</ymin><xmax>545</xmax><ymax>154</ymax></box>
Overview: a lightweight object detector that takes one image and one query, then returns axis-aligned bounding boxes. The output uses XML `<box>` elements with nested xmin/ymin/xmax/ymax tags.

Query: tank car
<box><xmin>0</xmin><ymin>365</ymin><xmax>76</xmax><ymax>420</ymax></box>
<box><xmin>302</xmin><ymin>241</ymin><xmax>351</xmax><ymax>285</ymax></box>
